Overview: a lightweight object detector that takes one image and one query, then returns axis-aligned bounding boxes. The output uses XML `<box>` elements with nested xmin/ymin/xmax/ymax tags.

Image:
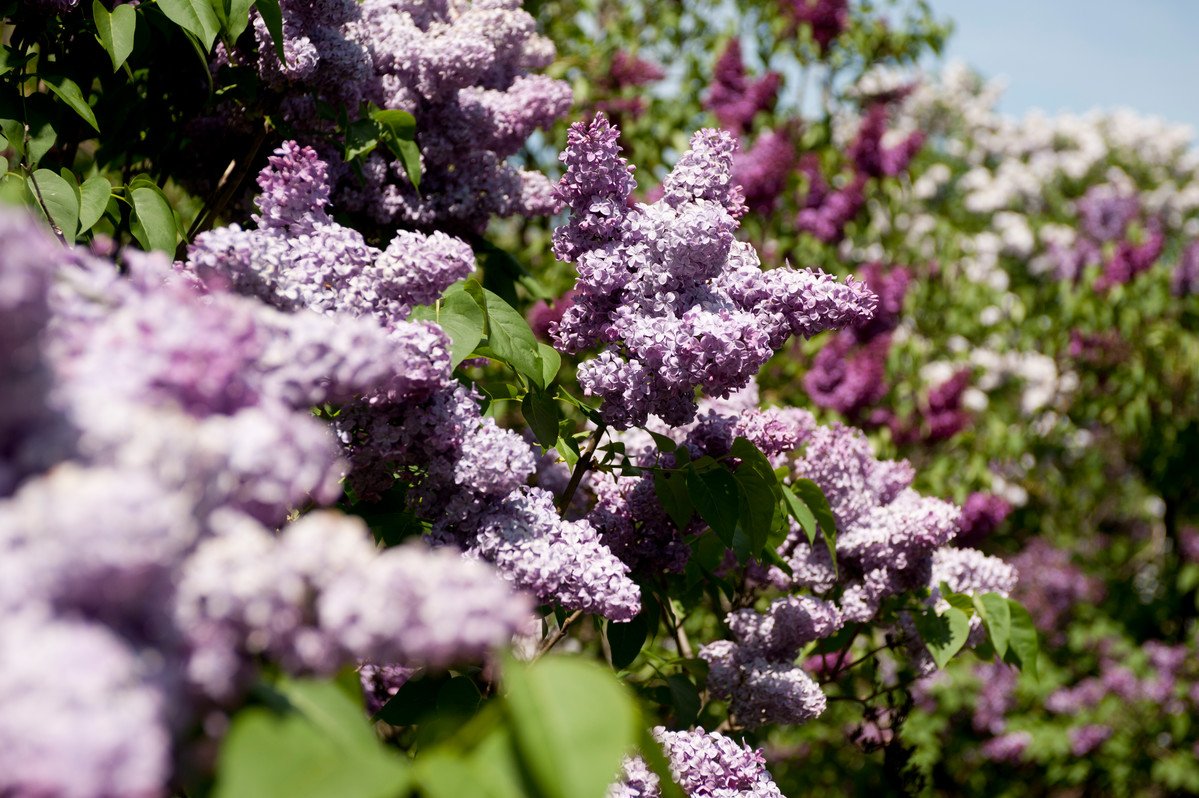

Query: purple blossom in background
<box><xmin>955</xmin><ymin>492</ymin><xmax>1013</xmax><ymax>546</ymax></box>
<box><xmin>804</xmin><ymin>330</ymin><xmax>890</xmax><ymax>417</ymax></box>
<box><xmin>527</xmin><ymin>288</ymin><xmax>578</xmax><ymax>341</ymax></box>
<box><xmin>1076</xmin><ymin>185</ymin><xmax>1139</xmax><ymax>243</ymax></box>
<box><xmin>780</xmin><ymin>0</ymin><xmax>849</xmax><ymax>52</ymax></box>
<box><xmin>972</xmin><ymin>662</ymin><xmax>1019</xmax><ymax>735</ymax></box>
<box><xmin>705</xmin><ymin>39</ymin><xmax>782</xmax><ymax>132</ymax></box>
<box><xmin>1094</xmin><ymin>223</ymin><xmax>1165</xmax><ymax>292</ymax></box>
<box><xmin>980</xmin><ymin>731</ymin><xmax>1031</xmax><ymax>763</ymax></box>
<box><xmin>1069</xmin><ymin>724</ymin><xmax>1113</xmax><ymax>756</ymax></box>
<box><xmin>1173</xmin><ymin>240</ymin><xmax>1199</xmax><ymax>296</ymax></box>
<box><xmin>610</xmin><ymin>50</ymin><xmax>666</xmax><ymax>87</ymax></box>
<box><xmin>852</xmin><ymin>262</ymin><xmax>911</xmax><ymax>341</ymax></box>
<box><xmin>733</xmin><ymin>128</ymin><xmax>797</xmax><ymax>213</ymax></box>
<box><xmin>552</xmin><ymin>114</ymin><xmax>876</xmax><ymax>428</ymax></box>
<box><xmin>923</xmin><ymin>368</ymin><xmax>972</xmax><ymax>441</ymax></box>
<box><xmin>610</xmin><ymin>727</ymin><xmax>785</xmax><ymax>798</ymax></box>
<box><xmin>796</xmin><ymin>158</ymin><xmax>867</xmax><ymax>244</ymax></box>
<box><xmin>1011</xmin><ymin>540</ymin><xmax>1104</xmax><ymax>640</ymax></box>
<box><xmin>849</xmin><ymin>104</ymin><xmax>925</xmax><ymax>179</ymax></box>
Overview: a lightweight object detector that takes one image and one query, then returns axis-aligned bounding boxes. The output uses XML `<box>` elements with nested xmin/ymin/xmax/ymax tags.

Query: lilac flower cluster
<box><xmin>239</xmin><ymin>0</ymin><xmax>571</xmax><ymax>232</ymax></box>
<box><xmin>609</xmin><ymin>727</ymin><xmax>785</xmax><ymax>798</ymax></box>
<box><xmin>550</xmin><ymin>114</ymin><xmax>877</xmax><ymax>428</ymax></box>
<box><xmin>805</xmin><ymin>262</ymin><xmax>910</xmax><ymax>419</ymax></box>
<box><xmin>593</xmin><ymin>50</ymin><xmax>666</xmax><ymax>124</ymax></box>
<box><xmin>954</xmin><ymin>491</ymin><xmax>1013</xmax><ymax>546</ymax></box>
<box><xmin>733</xmin><ymin>128</ymin><xmax>798</xmax><ymax>214</ymax></box>
<box><xmin>188</xmin><ymin>145</ymin><xmax>641</xmax><ymax>620</ymax></box>
<box><xmin>705</xmin><ymin>39</ymin><xmax>781</xmax><ymax>133</ymax></box>
<box><xmin>0</xmin><ymin>210</ymin><xmax>533</xmax><ymax>795</ymax></box>
<box><xmin>1010</xmin><ymin>540</ymin><xmax>1104</xmax><ymax>641</ymax></box>
<box><xmin>849</xmin><ymin>104</ymin><xmax>926</xmax><ymax>180</ymax></box>
<box><xmin>1048</xmin><ymin>181</ymin><xmax>1167</xmax><ymax>291</ymax></box>
<box><xmin>781</xmin><ymin>0</ymin><xmax>850</xmax><ymax>53</ymax></box>
<box><xmin>700</xmin><ymin>596</ymin><xmax>840</xmax><ymax>727</ymax></box>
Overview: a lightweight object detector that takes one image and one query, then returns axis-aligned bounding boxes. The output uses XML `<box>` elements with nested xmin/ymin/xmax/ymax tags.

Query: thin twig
<box><xmin>531</xmin><ymin>610</ymin><xmax>584</xmax><ymax>662</ymax></box>
<box><xmin>659</xmin><ymin>595</ymin><xmax>693</xmax><ymax>659</ymax></box>
<box><xmin>555</xmin><ymin>422</ymin><xmax>607</xmax><ymax>512</ymax></box>
<box><xmin>182</xmin><ymin>121</ymin><xmax>272</xmax><ymax>249</ymax></box>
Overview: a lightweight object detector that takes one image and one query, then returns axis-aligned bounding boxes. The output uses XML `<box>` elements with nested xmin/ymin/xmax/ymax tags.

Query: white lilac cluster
<box><xmin>700</xmin><ymin>596</ymin><xmax>841</xmax><ymax>727</ymax></box>
<box><xmin>0</xmin><ymin>211</ymin><xmax>531</xmax><ymax>796</ymax></box>
<box><xmin>609</xmin><ymin>727</ymin><xmax>784</xmax><ymax>798</ymax></box>
<box><xmin>240</xmin><ymin>0</ymin><xmax>571</xmax><ymax>232</ymax></box>
<box><xmin>550</xmin><ymin>114</ymin><xmax>877</xmax><ymax>429</ymax></box>
<box><xmin>186</xmin><ymin>144</ymin><xmax>642</xmax><ymax>621</ymax></box>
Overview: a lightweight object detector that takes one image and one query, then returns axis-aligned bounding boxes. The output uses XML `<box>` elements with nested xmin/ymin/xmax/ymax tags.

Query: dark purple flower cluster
<box><xmin>780</xmin><ymin>0</ymin><xmax>849</xmax><ymax>52</ymax></box>
<box><xmin>0</xmin><ymin>210</ymin><xmax>532</xmax><ymax>796</ymax></box>
<box><xmin>700</xmin><ymin>596</ymin><xmax>840</xmax><ymax>727</ymax></box>
<box><xmin>849</xmin><ymin>104</ymin><xmax>926</xmax><ymax>180</ymax></box>
<box><xmin>610</xmin><ymin>727</ymin><xmax>785</xmax><ymax>798</ymax></box>
<box><xmin>1050</xmin><ymin>182</ymin><xmax>1167</xmax><ymax>291</ymax></box>
<box><xmin>733</xmin><ymin>128</ymin><xmax>798</xmax><ymax>214</ymax></box>
<box><xmin>795</xmin><ymin>155</ymin><xmax>867</xmax><ymax>244</ymax></box>
<box><xmin>954</xmin><ymin>492</ymin><xmax>1013</xmax><ymax>546</ymax></box>
<box><xmin>704</xmin><ymin>39</ymin><xmax>782</xmax><ymax>133</ymax></box>
<box><xmin>805</xmin><ymin>262</ymin><xmax>909</xmax><ymax>419</ymax></box>
<box><xmin>550</xmin><ymin>114</ymin><xmax>877</xmax><ymax>429</ymax></box>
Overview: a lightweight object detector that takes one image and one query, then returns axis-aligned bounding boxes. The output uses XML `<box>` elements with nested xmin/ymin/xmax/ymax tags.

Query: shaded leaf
<box><xmin>129</xmin><ymin>184</ymin><xmax>178</xmax><ymax>253</ymax></box>
<box><xmin>654</xmin><ymin>469</ymin><xmax>693</xmax><ymax>530</ymax></box>
<box><xmin>522</xmin><ymin>386</ymin><xmax>560</xmax><ymax>450</ymax></box>
<box><xmin>607</xmin><ymin>612</ymin><xmax>650</xmax><ymax>670</ymax></box>
<box><xmin>686</xmin><ymin>465</ymin><xmax>740</xmax><ymax>546</ymax></box>
<box><xmin>30</xmin><ymin>169</ymin><xmax>78</xmax><ymax>240</ymax></box>
<box><xmin>41</xmin><ymin>74</ymin><xmax>99</xmax><ymax>132</ymax></box>
<box><xmin>255</xmin><ymin>0</ymin><xmax>286</xmax><ymax>62</ymax></box>
<box><xmin>93</xmin><ymin>0</ymin><xmax>137</xmax><ymax>72</ymax></box>
<box><xmin>912</xmin><ymin>606</ymin><xmax>970</xmax><ymax>669</ymax></box>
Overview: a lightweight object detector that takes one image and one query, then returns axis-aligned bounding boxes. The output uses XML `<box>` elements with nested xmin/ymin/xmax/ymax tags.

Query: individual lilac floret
<box><xmin>0</xmin><ymin>611</ymin><xmax>172</xmax><ymax>798</ymax></box>
<box><xmin>704</xmin><ymin>39</ymin><xmax>781</xmax><ymax>133</ymax></box>
<box><xmin>550</xmin><ymin>114</ymin><xmax>876</xmax><ymax>429</ymax></box>
<box><xmin>458</xmin><ymin>487</ymin><xmax>641</xmax><ymax>621</ymax></box>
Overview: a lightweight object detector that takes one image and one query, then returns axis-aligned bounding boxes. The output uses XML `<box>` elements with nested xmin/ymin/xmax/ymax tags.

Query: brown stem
<box><xmin>531</xmin><ymin>610</ymin><xmax>584</xmax><ymax>662</ymax></box>
<box><xmin>556</xmin><ymin>422</ymin><xmax>607</xmax><ymax>512</ymax></box>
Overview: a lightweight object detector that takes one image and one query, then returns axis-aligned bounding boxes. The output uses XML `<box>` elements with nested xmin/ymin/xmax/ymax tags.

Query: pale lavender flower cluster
<box><xmin>187</xmin><ymin>141</ymin><xmax>475</xmax><ymax>326</ymax></box>
<box><xmin>1010</xmin><ymin>540</ymin><xmax>1104</xmax><ymax>640</ymax></box>
<box><xmin>733</xmin><ymin>128</ymin><xmax>797</xmax><ymax>213</ymax></box>
<box><xmin>187</xmin><ymin>145</ymin><xmax>641</xmax><ymax>620</ymax></box>
<box><xmin>551</xmin><ymin>114</ymin><xmax>876</xmax><ymax>429</ymax></box>
<box><xmin>0</xmin><ymin>210</ymin><xmax>533</xmax><ymax>796</ymax></box>
<box><xmin>260</xmin><ymin>0</ymin><xmax>570</xmax><ymax>231</ymax></box>
<box><xmin>609</xmin><ymin>727</ymin><xmax>785</xmax><ymax>798</ymax></box>
<box><xmin>700</xmin><ymin>596</ymin><xmax>839</xmax><ymax>727</ymax></box>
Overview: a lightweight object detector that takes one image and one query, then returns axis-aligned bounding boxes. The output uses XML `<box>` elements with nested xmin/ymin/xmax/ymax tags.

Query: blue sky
<box><xmin>929</xmin><ymin>0</ymin><xmax>1199</xmax><ymax>134</ymax></box>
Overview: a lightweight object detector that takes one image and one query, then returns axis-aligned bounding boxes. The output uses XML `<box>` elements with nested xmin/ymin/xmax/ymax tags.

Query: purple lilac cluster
<box><xmin>954</xmin><ymin>491</ymin><xmax>1013</xmax><ymax>546</ymax></box>
<box><xmin>550</xmin><ymin>114</ymin><xmax>877</xmax><ymax>429</ymax></box>
<box><xmin>188</xmin><ymin>144</ymin><xmax>641</xmax><ymax>620</ymax></box>
<box><xmin>0</xmin><ymin>210</ymin><xmax>532</xmax><ymax>796</ymax></box>
<box><xmin>284</xmin><ymin>0</ymin><xmax>569</xmax><ymax>231</ymax></box>
<box><xmin>593</xmin><ymin>50</ymin><xmax>666</xmax><ymax>124</ymax></box>
<box><xmin>1173</xmin><ymin>240</ymin><xmax>1199</xmax><ymax>296</ymax></box>
<box><xmin>609</xmin><ymin>727</ymin><xmax>785</xmax><ymax>798</ymax></box>
<box><xmin>733</xmin><ymin>128</ymin><xmax>798</xmax><ymax>214</ymax></box>
<box><xmin>1049</xmin><ymin>182</ymin><xmax>1166</xmax><ymax>291</ymax></box>
<box><xmin>187</xmin><ymin>141</ymin><xmax>475</xmax><ymax>326</ymax></box>
<box><xmin>1010</xmin><ymin>540</ymin><xmax>1104</xmax><ymax>641</ymax></box>
<box><xmin>704</xmin><ymin>39</ymin><xmax>781</xmax><ymax>133</ymax></box>
<box><xmin>780</xmin><ymin>0</ymin><xmax>849</xmax><ymax>52</ymax></box>
<box><xmin>805</xmin><ymin>262</ymin><xmax>909</xmax><ymax>419</ymax></box>
<box><xmin>700</xmin><ymin>596</ymin><xmax>840</xmax><ymax>727</ymax></box>
<box><xmin>797</xmin><ymin>98</ymin><xmax>921</xmax><ymax>243</ymax></box>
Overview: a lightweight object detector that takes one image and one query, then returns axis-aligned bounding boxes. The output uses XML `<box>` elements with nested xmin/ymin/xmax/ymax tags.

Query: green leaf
<box><xmin>665</xmin><ymin>674</ymin><xmax>700</xmax><ymax>727</ymax></box>
<box><xmin>158</xmin><ymin>0</ymin><xmax>222</xmax><ymax>49</ymax></box>
<box><xmin>729</xmin><ymin>437</ymin><xmax>783</xmax><ymax>552</ymax></box>
<box><xmin>537</xmin><ymin>342</ymin><xmax>561</xmax><ymax>386</ymax></box>
<box><xmin>481</xmin><ymin>288</ymin><xmax>545</xmax><ymax>388</ymax></box>
<box><xmin>973</xmin><ymin>592</ymin><xmax>1011</xmax><ymax>659</ymax></box>
<box><xmin>345</xmin><ymin>118</ymin><xmax>380</xmax><ymax>162</ymax></box>
<box><xmin>224</xmin><ymin>0</ymin><xmax>256</xmax><ymax>40</ymax></box>
<box><xmin>41</xmin><ymin>75</ymin><xmax>100</xmax><ymax>133</ymax></box>
<box><xmin>789</xmin><ymin>477</ymin><xmax>837</xmax><ymax>569</ymax></box>
<box><xmin>607</xmin><ymin>611</ymin><xmax>650</xmax><ymax>670</ymax></box>
<box><xmin>647</xmin><ymin>430</ymin><xmax>677</xmax><ymax>453</ymax></box>
<box><xmin>255</xmin><ymin>0</ymin><xmax>286</xmax><ymax>62</ymax></box>
<box><xmin>396</xmin><ymin>138</ymin><xmax>421</xmax><ymax>190</ymax></box>
<box><xmin>411</xmin><ymin>288</ymin><xmax>484</xmax><ymax>367</ymax></box>
<box><xmin>503</xmin><ymin>655</ymin><xmax>639</xmax><ymax>798</ymax></box>
<box><xmin>1005</xmin><ymin>599</ymin><xmax>1039</xmax><ymax>678</ymax></box>
<box><xmin>522</xmin><ymin>386</ymin><xmax>561</xmax><ymax>450</ymax></box>
<box><xmin>372</xmin><ymin>108</ymin><xmax>416</xmax><ymax>141</ymax></box>
<box><xmin>686</xmin><ymin>465</ymin><xmax>740</xmax><ymax>546</ymax></box>
<box><xmin>912</xmin><ymin>606</ymin><xmax>971</xmax><ymax>670</ymax></box>
<box><xmin>0</xmin><ymin>47</ymin><xmax>32</xmax><ymax>78</ymax></box>
<box><xmin>129</xmin><ymin>184</ymin><xmax>178</xmax><ymax>253</ymax></box>
<box><xmin>781</xmin><ymin>484</ymin><xmax>818</xmax><ymax>545</ymax></box>
<box><xmin>653</xmin><ymin>469</ymin><xmax>693</xmax><ymax>530</ymax></box>
<box><xmin>77</xmin><ymin>175</ymin><xmax>111</xmax><ymax>234</ymax></box>
<box><xmin>939</xmin><ymin>586</ymin><xmax>975</xmax><ymax>616</ymax></box>
<box><xmin>214</xmin><ymin>678</ymin><xmax>410</xmax><ymax>798</ymax></box>
<box><xmin>30</xmin><ymin>169</ymin><xmax>79</xmax><ymax>240</ymax></box>
<box><xmin>93</xmin><ymin>0</ymin><xmax>137</xmax><ymax>71</ymax></box>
